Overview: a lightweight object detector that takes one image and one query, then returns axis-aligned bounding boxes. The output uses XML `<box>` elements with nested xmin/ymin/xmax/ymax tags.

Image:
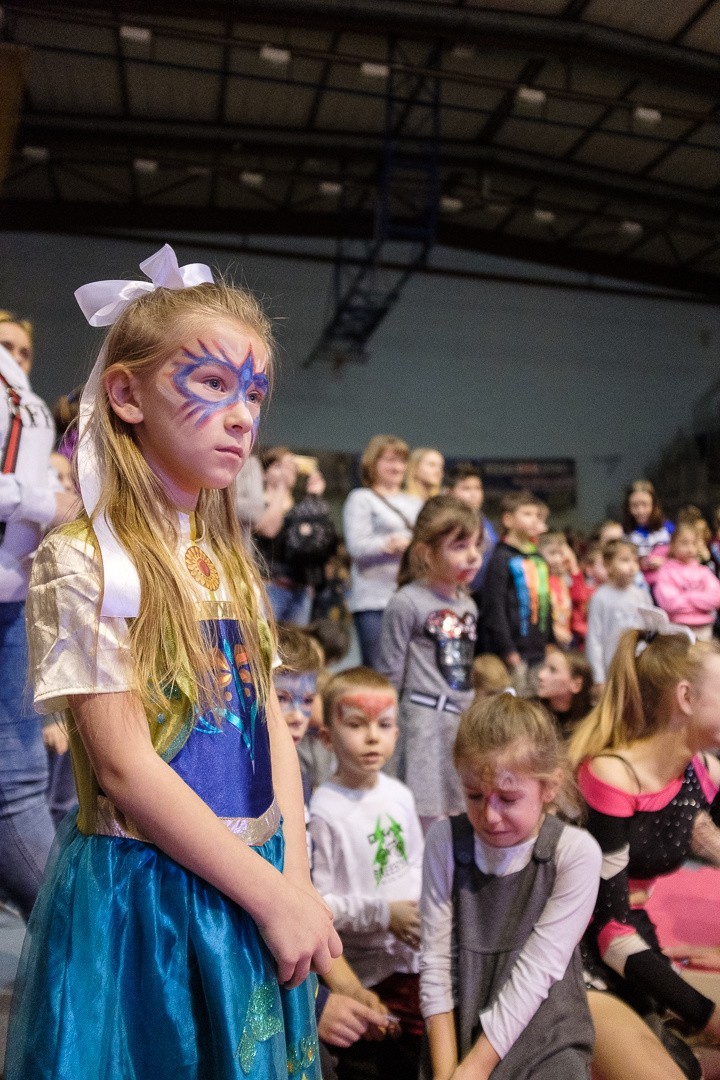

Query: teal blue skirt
<box><xmin>5</xmin><ymin>815</ymin><xmax>320</xmax><ymax>1080</ymax></box>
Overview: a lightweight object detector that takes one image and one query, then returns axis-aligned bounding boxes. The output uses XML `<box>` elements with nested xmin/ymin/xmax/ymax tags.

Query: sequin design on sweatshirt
<box><xmin>424</xmin><ymin>609</ymin><xmax>477</xmax><ymax>691</ymax></box>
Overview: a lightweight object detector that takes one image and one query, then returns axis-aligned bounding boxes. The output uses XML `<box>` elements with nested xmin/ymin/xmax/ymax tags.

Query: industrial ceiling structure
<box><xmin>2</xmin><ymin>0</ymin><xmax>720</xmax><ymax>362</ymax></box>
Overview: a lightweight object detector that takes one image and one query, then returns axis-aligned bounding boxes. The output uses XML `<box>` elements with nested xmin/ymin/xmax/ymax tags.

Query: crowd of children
<box><xmin>5</xmin><ymin>246</ymin><xmax>720</xmax><ymax>1080</ymax></box>
<box><xmin>272</xmin><ymin>476</ymin><xmax>720</xmax><ymax>1080</ymax></box>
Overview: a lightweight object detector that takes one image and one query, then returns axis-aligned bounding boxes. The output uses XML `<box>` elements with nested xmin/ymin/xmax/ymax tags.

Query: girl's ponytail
<box><xmin>397</xmin><ymin>538</ymin><xmax>425</xmax><ymax>587</ymax></box>
<box><xmin>568</xmin><ymin>628</ymin><xmax>718</xmax><ymax>766</ymax></box>
<box><xmin>568</xmin><ymin>629</ymin><xmax>644</xmax><ymax>765</ymax></box>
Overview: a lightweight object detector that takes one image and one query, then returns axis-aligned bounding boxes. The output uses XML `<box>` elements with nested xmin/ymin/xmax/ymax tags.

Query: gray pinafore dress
<box><xmin>449</xmin><ymin>813</ymin><xmax>593</xmax><ymax>1079</ymax></box>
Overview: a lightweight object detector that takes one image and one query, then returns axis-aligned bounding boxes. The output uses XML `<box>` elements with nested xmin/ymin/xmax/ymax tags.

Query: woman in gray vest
<box><xmin>419</xmin><ymin>692</ymin><xmax>599</xmax><ymax>1079</ymax></box>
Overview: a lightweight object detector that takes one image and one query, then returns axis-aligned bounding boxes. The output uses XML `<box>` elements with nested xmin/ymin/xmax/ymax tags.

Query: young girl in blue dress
<box><xmin>5</xmin><ymin>245</ymin><xmax>340</xmax><ymax>1080</ymax></box>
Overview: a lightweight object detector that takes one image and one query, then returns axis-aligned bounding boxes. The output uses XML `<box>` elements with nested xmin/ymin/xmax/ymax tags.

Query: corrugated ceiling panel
<box><xmin>142</xmin><ymin>172</ymin><xmax>211</xmax><ymax>207</ymax></box>
<box><xmin>441</xmin><ymin>106</ymin><xmax>495</xmax><ymax>140</ymax></box>
<box><xmin>626</xmin><ymin>232</ymin><xmax>679</xmax><ymax>263</ymax></box>
<box><xmin>543</xmin><ymin>97</ymin><xmax>609</xmax><ymax>130</ymax></box>
<box><xmin>603</xmin><ymin>199</ymin><xmax>673</xmax><ymax>225</ymax></box>
<box><xmin>336</xmin><ymin>32</ymin><xmax>388</xmax><ymax>63</ymax></box>
<box><xmin>224</xmin><ymin>77</ymin><xmax>317</xmax><ymax>127</ymax></box>
<box><xmin>553</xmin><ymin>62</ymin><xmax>634</xmax><ymax>99</ymax></box>
<box><xmin>688</xmin><ymin>120</ymin><xmax>720</xmax><ymax>147</ymax></box>
<box><xmin>669</xmin><ymin>229</ymin><xmax>719</xmax><ymax>263</ymax></box>
<box><xmin>650</xmin><ymin>145</ymin><xmax>720</xmax><ymax>189</ymax></box>
<box><xmin>313</xmin><ymin>87</ymin><xmax>384</xmax><ymax>132</ymax></box>
<box><xmin>148</xmin><ymin>16</ymin><xmax>225</xmax><ymax>38</ymax></box>
<box><xmin>495</xmin><ymin>117</ymin><xmax>587</xmax><ymax>157</ymax></box>
<box><xmin>28</xmin><ymin>52</ymin><xmax>122</xmax><ymax>114</ymax></box>
<box><xmin>13</xmin><ymin>14</ymin><xmax>114</xmax><ymax>53</ymax></box>
<box><xmin>573</xmin><ymin>230</ymin><xmax>637</xmax><ymax>254</ymax></box>
<box><xmin>214</xmin><ymin>175</ymin><xmax>284</xmax><ymax>209</ymax></box>
<box><xmin>680</xmin><ymin>4</ymin><xmax>720</xmax><ymax>52</ymax></box>
<box><xmin>465</xmin><ymin>50</ymin><xmax>533</xmax><ymax>81</ymax></box>
<box><xmin>57</xmin><ymin>164</ymin><xmax>127</xmax><ymax>203</ymax></box>
<box><xmin>441</xmin><ymin>81</ymin><xmax>505</xmax><ymax>115</ymax></box>
<box><xmin>3</xmin><ymin>163</ymin><xmax>55</xmax><ymax>200</ymax></box>
<box><xmin>573</xmin><ymin>131</ymin><xmax>671</xmax><ymax>172</ymax></box>
<box><xmin>626</xmin><ymin>81</ymin><xmax>716</xmax><ymax>113</ymax></box>
<box><xmin>597</xmin><ymin>107</ymin><xmax>699</xmax><ymax>145</ymax></box>
<box><xmin>580</xmin><ymin>0</ymin><xmax>703</xmax><ymax>41</ymax></box>
<box><xmin>126</xmin><ymin>63</ymin><xmax>219</xmax><ymax>121</ymax></box>
<box><xmin>232</xmin><ymin>49</ymin><xmax>325</xmax><ymax>88</ymax></box>
<box><xmin>152</xmin><ymin>34</ymin><xmax>223</xmax><ymax>71</ymax></box>
<box><xmin>534</xmin><ymin>185</ymin><xmax>605</xmax><ymax>212</ymax></box>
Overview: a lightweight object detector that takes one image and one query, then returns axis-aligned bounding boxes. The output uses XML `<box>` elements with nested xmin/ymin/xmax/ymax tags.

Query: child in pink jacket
<box><xmin>654</xmin><ymin>523</ymin><xmax>720</xmax><ymax>640</ymax></box>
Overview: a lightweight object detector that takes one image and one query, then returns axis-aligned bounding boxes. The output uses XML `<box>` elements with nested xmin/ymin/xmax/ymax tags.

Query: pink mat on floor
<box><xmin>645</xmin><ymin>867</ymin><xmax>720</xmax><ymax>952</ymax></box>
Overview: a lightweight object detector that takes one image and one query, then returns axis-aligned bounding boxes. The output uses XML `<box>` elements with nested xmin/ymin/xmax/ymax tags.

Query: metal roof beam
<box><xmin>21</xmin><ymin>0</ymin><xmax>720</xmax><ymax>97</ymax></box>
<box><xmin>3</xmin><ymin>198</ymin><xmax>719</xmax><ymax>299</ymax></box>
<box><xmin>18</xmin><ymin>112</ymin><xmax>720</xmax><ymax>221</ymax></box>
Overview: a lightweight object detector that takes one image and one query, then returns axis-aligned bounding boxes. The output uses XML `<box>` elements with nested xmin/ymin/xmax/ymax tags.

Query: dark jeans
<box><xmin>353</xmin><ymin>610</ymin><xmax>384</xmax><ymax>670</ymax></box>
<box><xmin>0</xmin><ymin>601</ymin><xmax>55</xmax><ymax>920</ymax></box>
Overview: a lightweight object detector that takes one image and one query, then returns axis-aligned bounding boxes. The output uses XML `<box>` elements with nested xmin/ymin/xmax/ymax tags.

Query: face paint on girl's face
<box><xmin>171</xmin><ymin>339</ymin><xmax>269</xmax><ymax>445</ymax></box>
<box><xmin>129</xmin><ymin>324</ymin><xmax>269</xmax><ymax>511</ymax></box>
<box><xmin>274</xmin><ymin>672</ymin><xmax>318</xmax><ymax>744</ymax></box>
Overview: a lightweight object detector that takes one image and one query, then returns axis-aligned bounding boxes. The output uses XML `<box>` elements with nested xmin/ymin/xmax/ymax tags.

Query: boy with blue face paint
<box><xmin>274</xmin><ymin>626</ymin><xmax>394</xmax><ymax>1078</ymax></box>
<box><xmin>275</xmin><ymin>625</ymin><xmax>323</xmax><ymax>766</ymax></box>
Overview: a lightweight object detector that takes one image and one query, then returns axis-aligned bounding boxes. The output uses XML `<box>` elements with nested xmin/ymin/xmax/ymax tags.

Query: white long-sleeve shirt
<box><xmin>420</xmin><ymin>817</ymin><xmax>600</xmax><ymax>1060</ymax></box>
<box><xmin>0</xmin><ymin>345</ymin><xmax>57</xmax><ymax>602</ymax></box>
<box><xmin>585</xmin><ymin>582</ymin><xmax>648</xmax><ymax>684</ymax></box>
<box><xmin>309</xmin><ymin>772</ymin><xmax>424</xmax><ymax>986</ymax></box>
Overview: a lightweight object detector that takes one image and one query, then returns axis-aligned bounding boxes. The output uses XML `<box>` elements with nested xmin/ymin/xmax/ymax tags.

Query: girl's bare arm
<box><xmin>70</xmin><ymin>690</ymin><xmax>341</xmax><ymax>987</ymax></box>
<box><xmin>426</xmin><ymin>1012</ymin><xmax>458</xmax><ymax>1080</ymax></box>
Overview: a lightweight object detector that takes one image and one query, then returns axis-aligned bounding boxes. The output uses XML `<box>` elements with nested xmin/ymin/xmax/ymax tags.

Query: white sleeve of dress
<box><xmin>479</xmin><ymin>826</ymin><xmax>602</xmax><ymax>1060</ymax></box>
<box><xmin>419</xmin><ymin>818</ymin><xmax>456</xmax><ymax>1018</ymax></box>
<box><xmin>27</xmin><ymin>531</ymin><xmax>135</xmax><ymax>713</ymax></box>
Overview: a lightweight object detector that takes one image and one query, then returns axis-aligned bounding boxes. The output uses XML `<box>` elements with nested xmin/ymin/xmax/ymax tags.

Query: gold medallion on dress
<box><xmin>184</xmin><ymin>545</ymin><xmax>220</xmax><ymax>591</ymax></box>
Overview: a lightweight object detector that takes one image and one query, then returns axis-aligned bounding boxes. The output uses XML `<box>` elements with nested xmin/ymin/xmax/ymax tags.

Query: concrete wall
<box><xmin>2</xmin><ymin>230</ymin><xmax>719</xmax><ymax>525</ymax></box>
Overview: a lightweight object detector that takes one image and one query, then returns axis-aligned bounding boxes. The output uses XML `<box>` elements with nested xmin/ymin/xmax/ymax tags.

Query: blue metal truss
<box><xmin>305</xmin><ymin>41</ymin><xmax>441</xmax><ymax>367</ymax></box>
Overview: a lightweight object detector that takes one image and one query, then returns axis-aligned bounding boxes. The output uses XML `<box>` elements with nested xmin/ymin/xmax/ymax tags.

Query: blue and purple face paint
<box><xmin>171</xmin><ymin>338</ymin><xmax>269</xmax><ymax>444</ymax></box>
<box><xmin>274</xmin><ymin>671</ymin><xmax>318</xmax><ymax>745</ymax></box>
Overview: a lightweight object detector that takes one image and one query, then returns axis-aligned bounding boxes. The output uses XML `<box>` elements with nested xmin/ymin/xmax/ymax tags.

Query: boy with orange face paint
<box><xmin>309</xmin><ymin>667</ymin><xmax>425</xmax><ymax>1080</ymax></box>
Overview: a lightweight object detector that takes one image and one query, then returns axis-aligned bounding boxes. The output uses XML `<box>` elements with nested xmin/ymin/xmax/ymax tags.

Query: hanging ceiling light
<box><xmin>619</xmin><ymin>219</ymin><xmax>643</xmax><ymax>237</ymax></box>
<box><xmin>440</xmin><ymin>196</ymin><xmax>464</xmax><ymax>213</ymax></box>
<box><xmin>260</xmin><ymin>44</ymin><xmax>291</xmax><ymax>65</ymax></box>
<box><xmin>240</xmin><ymin>170</ymin><xmax>264</xmax><ymax>187</ymax></box>
<box><xmin>360</xmin><ymin>61</ymin><xmax>390</xmax><ymax>78</ymax></box>
<box><xmin>533</xmin><ymin>207</ymin><xmax>556</xmax><ymax>225</ymax></box>
<box><xmin>120</xmin><ymin>25</ymin><xmax>152</xmax><ymax>46</ymax></box>
<box><xmin>633</xmin><ymin>105</ymin><xmax>662</xmax><ymax>125</ymax></box>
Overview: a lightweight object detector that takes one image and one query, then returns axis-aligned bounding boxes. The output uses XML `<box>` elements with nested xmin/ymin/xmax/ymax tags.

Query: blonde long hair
<box><xmin>568</xmin><ymin>629</ymin><xmax>718</xmax><ymax>765</ymax></box>
<box><xmin>0</xmin><ymin>309</ymin><xmax>33</xmax><ymax>340</ymax></box>
<box><xmin>82</xmin><ymin>280</ymin><xmax>276</xmax><ymax>715</ymax></box>
<box><xmin>404</xmin><ymin>447</ymin><xmax>444</xmax><ymax>499</ymax></box>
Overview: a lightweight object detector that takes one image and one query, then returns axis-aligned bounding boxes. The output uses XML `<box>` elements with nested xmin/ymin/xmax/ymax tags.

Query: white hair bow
<box><xmin>74</xmin><ymin>245</ymin><xmax>214</xmax><ymax>618</ymax></box>
<box><xmin>634</xmin><ymin>605</ymin><xmax>696</xmax><ymax>656</ymax></box>
<box><xmin>74</xmin><ymin>244</ymin><xmax>214</xmax><ymax>327</ymax></box>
